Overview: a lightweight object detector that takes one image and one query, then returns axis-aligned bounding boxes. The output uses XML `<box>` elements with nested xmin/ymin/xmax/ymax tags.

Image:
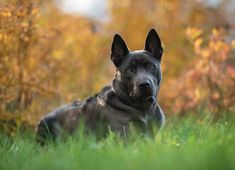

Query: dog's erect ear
<box><xmin>145</xmin><ymin>29</ymin><xmax>163</xmax><ymax>62</ymax></box>
<box><xmin>111</xmin><ymin>34</ymin><xmax>129</xmax><ymax>67</ymax></box>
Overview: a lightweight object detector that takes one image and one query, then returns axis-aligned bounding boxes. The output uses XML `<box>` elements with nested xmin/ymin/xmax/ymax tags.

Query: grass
<box><xmin>0</xmin><ymin>114</ymin><xmax>234</xmax><ymax>170</ymax></box>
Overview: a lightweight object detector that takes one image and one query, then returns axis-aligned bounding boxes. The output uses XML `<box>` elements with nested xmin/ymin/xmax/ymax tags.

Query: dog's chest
<box><xmin>100</xmin><ymin>104</ymin><xmax>153</xmax><ymax>133</ymax></box>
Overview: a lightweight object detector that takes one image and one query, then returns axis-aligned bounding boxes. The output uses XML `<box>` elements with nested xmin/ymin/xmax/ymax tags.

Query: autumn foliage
<box><xmin>162</xmin><ymin>28</ymin><xmax>235</xmax><ymax>114</ymax></box>
<box><xmin>0</xmin><ymin>0</ymin><xmax>235</xmax><ymax>134</ymax></box>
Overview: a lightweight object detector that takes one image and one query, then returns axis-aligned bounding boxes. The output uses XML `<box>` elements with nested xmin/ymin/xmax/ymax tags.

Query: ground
<box><xmin>0</xmin><ymin>113</ymin><xmax>234</xmax><ymax>170</ymax></box>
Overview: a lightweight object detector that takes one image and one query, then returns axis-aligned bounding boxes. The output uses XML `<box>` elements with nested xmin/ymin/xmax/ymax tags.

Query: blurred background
<box><xmin>0</xmin><ymin>0</ymin><xmax>235</xmax><ymax>135</ymax></box>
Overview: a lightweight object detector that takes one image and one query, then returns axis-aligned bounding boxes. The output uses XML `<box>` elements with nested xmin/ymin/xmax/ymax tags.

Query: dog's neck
<box><xmin>97</xmin><ymin>85</ymin><xmax>158</xmax><ymax>125</ymax></box>
<box><xmin>111</xmin><ymin>79</ymin><xmax>157</xmax><ymax>112</ymax></box>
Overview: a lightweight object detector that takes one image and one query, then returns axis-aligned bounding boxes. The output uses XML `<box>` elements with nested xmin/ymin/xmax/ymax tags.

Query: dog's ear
<box><xmin>111</xmin><ymin>34</ymin><xmax>129</xmax><ymax>67</ymax></box>
<box><xmin>145</xmin><ymin>29</ymin><xmax>163</xmax><ymax>62</ymax></box>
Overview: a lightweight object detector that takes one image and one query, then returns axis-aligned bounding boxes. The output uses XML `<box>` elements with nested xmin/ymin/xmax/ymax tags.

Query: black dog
<box><xmin>36</xmin><ymin>29</ymin><xmax>165</xmax><ymax>144</ymax></box>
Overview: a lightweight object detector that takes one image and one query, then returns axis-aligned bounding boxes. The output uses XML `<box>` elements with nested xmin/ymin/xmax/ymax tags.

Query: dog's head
<box><xmin>111</xmin><ymin>29</ymin><xmax>163</xmax><ymax>103</ymax></box>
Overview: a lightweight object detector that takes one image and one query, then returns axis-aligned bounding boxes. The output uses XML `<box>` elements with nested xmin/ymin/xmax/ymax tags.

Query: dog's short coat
<box><xmin>36</xmin><ymin>29</ymin><xmax>165</xmax><ymax>144</ymax></box>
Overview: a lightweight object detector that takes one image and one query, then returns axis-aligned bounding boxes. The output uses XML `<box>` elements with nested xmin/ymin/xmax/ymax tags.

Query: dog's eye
<box><xmin>146</xmin><ymin>64</ymin><xmax>155</xmax><ymax>71</ymax></box>
<box><xmin>125</xmin><ymin>67</ymin><xmax>135</xmax><ymax>75</ymax></box>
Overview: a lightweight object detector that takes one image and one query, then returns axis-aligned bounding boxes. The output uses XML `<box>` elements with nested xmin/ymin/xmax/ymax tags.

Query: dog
<box><xmin>36</xmin><ymin>28</ymin><xmax>165</xmax><ymax>144</ymax></box>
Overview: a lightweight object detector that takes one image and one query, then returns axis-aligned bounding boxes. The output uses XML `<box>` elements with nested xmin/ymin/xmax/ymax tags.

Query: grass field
<box><xmin>0</xmin><ymin>114</ymin><xmax>234</xmax><ymax>170</ymax></box>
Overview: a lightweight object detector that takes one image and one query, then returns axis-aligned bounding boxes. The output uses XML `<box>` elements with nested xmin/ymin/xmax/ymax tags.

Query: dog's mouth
<box><xmin>143</xmin><ymin>95</ymin><xmax>155</xmax><ymax>103</ymax></box>
<box><xmin>129</xmin><ymin>84</ymin><xmax>157</xmax><ymax>103</ymax></box>
<box><xmin>130</xmin><ymin>91</ymin><xmax>156</xmax><ymax>103</ymax></box>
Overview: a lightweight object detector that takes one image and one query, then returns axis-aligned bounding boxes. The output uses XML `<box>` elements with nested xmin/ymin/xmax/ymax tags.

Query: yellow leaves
<box><xmin>212</xmin><ymin>28</ymin><xmax>219</xmax><ymax>37</ymax></box>
<box><xmin>20</xmin><ymin>22</ymin><xmax>29</xmax><ymax>28</ymax></box>
<box><xmin>194</xmin><ymin>87</ymin><xmax>201</xmax><ymax>100</ymax></box>
<box><xmin>194</xmin><ymin>38</ymin><xmax>203</xmax><ymax>47</ymax></box>
<box><xmin>16</xmin><ymin>9</ymin><xmax>28</xmax><ymax>17</ymax></box>
<box><xmin>0</xmin><ymin>6</ymin><xmax>39</xmax><ymax>19</ymax></box>
<box><xmin>0</xmin><ymin>10</ymin><xmax>12</xmax><ymax>17</ymax></box>
<box><xmin>0</xmin><ymin>7</ymin><xmax>12</xmax><ymax>18</ymax></box>
<box><xmin>194</xmin><ymin>38</ymin><xmax>203</xmax><ymax>50</ymax></box>
<box><xmin>52</xmin><ymin>50</ymin><xmax>64</xmax><ymax>60</ymax></box>
<box><xmin>201</xmin><ymin>49</ymin><xmax>210</xmax><ymax>58</ymax></box>
<box><xmin>162</xmin><ymin>1</ymin><xmax>174</xmax><ymax>10</ymax></box>
<box><xmin>194</xmin><ymin>85</ymin><xmax>210</xmax><ymax>102</ymax></box>
<box><xmin>32</xmin><ymin>8</ymin><xmax>39</xmax><ymax>15</ymax></box>
<box><xmin>231</xmin><ymin>40</ymin><xmax>235</xmax><ymax>49</ymax></box>
<box><xmin>22</xmin><ymin>35</ymin><xmax>29</xmax><ymax>42</ymax></box>
<box><xmin>188</xmin><ymin>27</ymin><xmax>232</xmax><ymax>63</ymax></box>
<box><xmin>186</xmin><ymin>27</ymin><xmax>204</xmax><ymax>55</ymax></box>
<box><xmin>186</xmin><ymin>27</ymin><xmax>203</xmax><ymax>41</ymax></box>
<box><xmin>0</xmin><ymin>32</ymin><xmax>12</xmax><ymax>43</ymax></box>
<box><xmin>209</xmin><ymin>40</ymin><xmax>224</xmax><ymax>52</ymax></box>
<box><xmin>178</xmin><ymin>27</ymin><xmax>235</xmax><ymax>112</ymax></box>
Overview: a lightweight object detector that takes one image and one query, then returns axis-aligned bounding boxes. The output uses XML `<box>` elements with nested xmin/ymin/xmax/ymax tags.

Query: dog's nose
<box><xmin>139</xmin><ymin>81</ymin><xmax>151</xmax><ymax>90</ymax></box>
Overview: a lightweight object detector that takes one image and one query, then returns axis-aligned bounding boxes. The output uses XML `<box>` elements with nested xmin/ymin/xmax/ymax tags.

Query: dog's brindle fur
<box><xmin>36</xmin><ymin>29</ymin><xmax>165</xmax><ymax>144</ymax></box>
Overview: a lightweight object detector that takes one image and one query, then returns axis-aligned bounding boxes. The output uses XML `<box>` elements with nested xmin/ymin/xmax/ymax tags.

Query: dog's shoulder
<box><xmin>97</xmin><ymin>86</ymin><xmax>114</xmax><ymax>103</ymax></box>
<box><xmin>80</xmin><ymin>85</ymin><xmax>114</xmax><ymax>113</ymax></box>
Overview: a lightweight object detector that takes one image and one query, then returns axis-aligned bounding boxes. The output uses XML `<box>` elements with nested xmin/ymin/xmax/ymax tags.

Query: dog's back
<box><xmin>36</xmin><ymin>101</ymin><xmax>83</xmax><ymax>144</ymax></box>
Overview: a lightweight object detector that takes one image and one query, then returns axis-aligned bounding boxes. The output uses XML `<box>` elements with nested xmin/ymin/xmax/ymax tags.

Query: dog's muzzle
<box><xmin>131</xmin><ymin>79</ymin><xmax>156</xmax><ymax>102</ymax></box>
